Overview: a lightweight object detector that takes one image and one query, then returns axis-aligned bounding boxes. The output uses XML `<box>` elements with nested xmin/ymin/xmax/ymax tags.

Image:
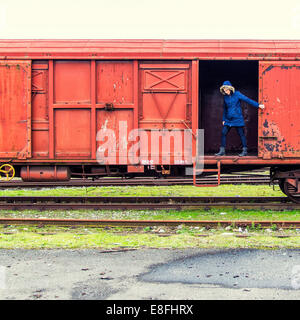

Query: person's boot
<box><xmin>238</xmin><ymin>147</ymin><xmax>248</xmax><ymax>157</ymax></box>
<box><xmin>215</xmin><ymin>147</ymin><xmax>225</xmax><ymax>156</ymax></box>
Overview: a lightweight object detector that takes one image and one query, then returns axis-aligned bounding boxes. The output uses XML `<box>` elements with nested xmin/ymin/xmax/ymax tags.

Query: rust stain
<box><xmin>262</xmin><ymin>121</ymin><xmax>296</xmax><ymax>156</ymax></box>
<box><xmin>262</xmin><ymin>64</ymin><xmax>300</xmax><ymax>76</ymax></box>
<box><xmin>280</xmin><ymin>65</ymin><xmax>300</xmax><ymax>70</ymax></box>
<box><xmin>263</xmin><ymin>130</ymin><xmax>269</xmax><ymax>136</ymax></box>
<box><xmin>262</xmin><ymin>65</ymin><xmax>274</xmax><ymax>75</ymax></box>
<box><xmin>265</xmin><ymin>143</ymin><xmax>274</xmax><ymax>152</ymax></box>
<box><xmin>263</xmin><ymin>119</ymin><xmax>269</xmax><ymax>128</ymax></box>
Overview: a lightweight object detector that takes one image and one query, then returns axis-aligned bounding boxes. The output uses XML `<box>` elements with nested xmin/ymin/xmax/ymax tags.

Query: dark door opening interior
<box><xmin>199</xmin><ymin>60</ymin><xmax>259</xmax><ymax>155</ymax></box>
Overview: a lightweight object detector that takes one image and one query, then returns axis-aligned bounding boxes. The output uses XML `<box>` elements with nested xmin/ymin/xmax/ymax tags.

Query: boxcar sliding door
<box><xmin>96</xmin><ymin>61</ymin><xmax>136</xmax><ymax>165</ymax></box>
<box><xmin>0</xmin><ymin>61</ymin><xmax>31</xmax><ymax>159</ymax></box>
<box><xmin>258</xmin><ymin>61</ymin><xmax>300</xmax><ymax>159</ymax></box>
<box><xmin>138</xmin><ymin>62</ymin><xmax>193</xmax><ymax>166</ymax></box>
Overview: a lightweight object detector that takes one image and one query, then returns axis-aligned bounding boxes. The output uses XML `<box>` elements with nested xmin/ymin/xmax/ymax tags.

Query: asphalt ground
<box><xmin>0</xmin><ymin>248</ymin><xmax>300</xmax><ymax>300</ymax></box>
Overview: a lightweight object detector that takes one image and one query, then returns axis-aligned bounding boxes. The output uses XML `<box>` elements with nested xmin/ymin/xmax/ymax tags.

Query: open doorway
<box><xmin>199</xmin><ymin>60</ymin><xmax>259</xmax><ymax>155</ymax></box>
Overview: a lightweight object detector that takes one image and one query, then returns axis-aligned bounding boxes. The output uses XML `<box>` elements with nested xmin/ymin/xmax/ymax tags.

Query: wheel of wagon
<box><xmin>283</xmin><ymin>179</ymin><xmax>300</xmax><ymax>203</ymax></box>
<box><xmin>0</xmin><ymin>164</ymin><xmax>15</xmax><ymax>181</ymax></box>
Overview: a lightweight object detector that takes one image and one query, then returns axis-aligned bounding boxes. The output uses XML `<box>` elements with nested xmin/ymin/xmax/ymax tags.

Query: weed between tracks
<box><xmin>0</xmin><ymin>224</ymin><xmax>299</xmax><ymax>249</ymax></box>
<box><xmin>1</xmin><ymin>208</ymin><xmax>300</xmax><ymax>221</ymax></box>
<box><xmin>0</xmin><ymin>184</ymin><xmax>283</xmax><ymax>197</ymax></box>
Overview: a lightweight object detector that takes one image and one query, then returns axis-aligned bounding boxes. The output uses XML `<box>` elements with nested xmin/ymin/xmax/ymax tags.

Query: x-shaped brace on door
<box><xmin>144</xmin><ymin>70</ymin><xmax>185</xmax><ymax>90</ymax></box>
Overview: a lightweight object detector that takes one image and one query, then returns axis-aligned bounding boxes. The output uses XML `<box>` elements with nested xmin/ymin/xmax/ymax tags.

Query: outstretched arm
<box><xmin>237</xmin><ymin>91</ymin><xmax>259</xmax><ymax>108</ymax></box>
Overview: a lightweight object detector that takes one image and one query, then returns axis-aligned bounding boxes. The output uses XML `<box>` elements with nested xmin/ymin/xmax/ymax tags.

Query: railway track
<box><xmin>0</xmin><ymin>217</ymin><xmax>299</xmax><ymax>229</ymax></box>
<box><xmin>0</xmin><ymin>195</ymin><xmax>298</xmax><ymax>230</ymax></box>
<box><xmin>0</xmin><ymin>196</ymin><xmax>296</xmax><ymax>210</ymax></box>
<box><xmin>0</xmin><ymin>175</ymin><xmax>270</xmax><ymax>188</ymax></box>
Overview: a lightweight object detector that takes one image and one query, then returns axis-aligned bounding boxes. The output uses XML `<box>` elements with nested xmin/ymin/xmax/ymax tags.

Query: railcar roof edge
<box><xmin>0</xmin><ymin>39</ymin><xmax>299</xmax><ymax>59</ymax></box>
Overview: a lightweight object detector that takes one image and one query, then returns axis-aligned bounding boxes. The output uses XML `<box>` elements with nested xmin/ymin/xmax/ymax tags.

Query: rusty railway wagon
<box><xmin>0</xmin><ymin>40</ymin><xmax>300</xmax><ymax>201</ymax></box>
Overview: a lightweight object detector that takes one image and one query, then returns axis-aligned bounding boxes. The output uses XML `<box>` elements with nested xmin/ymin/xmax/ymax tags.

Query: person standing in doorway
<box><xmin>215</xmin><ymin>80</ymin><xmax>265</xmax><ymax>157</ymax></box>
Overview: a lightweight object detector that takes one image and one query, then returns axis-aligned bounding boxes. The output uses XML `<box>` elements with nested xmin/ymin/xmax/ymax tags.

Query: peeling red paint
<box><xmin>259</xmin><ymin>61</ymin><xmax>300</xmax><ymax>158</ymax></box>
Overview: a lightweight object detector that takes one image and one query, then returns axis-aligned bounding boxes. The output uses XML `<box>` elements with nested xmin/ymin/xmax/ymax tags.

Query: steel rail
<box><xmin>0</xmin><ymin>196</ymin><xmax>296</xmax><ymax>210</ymax></box>
<box><xmin>0</xmin><ymin>196</ymin><xmax>288</xmax><ymax>202</ymax></box>
<box><xmin>0</xmin><ymin>218</ymin><xmax>299</xmax><ymax>229</ymax></box>
<box><xmin>0</xmin><ymin>175</ymin><xmax>270</xmax><ymax>188</ymax></box>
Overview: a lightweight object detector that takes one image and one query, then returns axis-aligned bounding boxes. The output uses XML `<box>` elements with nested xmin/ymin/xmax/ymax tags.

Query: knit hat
<box><xmin>220</xmin><ymin>80</ymin><xmax>235</xmax><ymax>95</ymax></box>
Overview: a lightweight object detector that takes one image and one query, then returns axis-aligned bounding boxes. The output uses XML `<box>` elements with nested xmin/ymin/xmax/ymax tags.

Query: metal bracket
<box><xmin>104</xmin><ymin>103</ymin><xmax>114</xmax><ymax>111</ymax></box>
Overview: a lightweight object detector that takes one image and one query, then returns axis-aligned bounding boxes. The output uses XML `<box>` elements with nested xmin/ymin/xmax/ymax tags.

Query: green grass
<box><xmin>0</xmin><ymin>224</ymin><xmax>299</xmax><ymax>249</ymax></box>
<box><xmin>0</xmin><ymin>184</ymin><xmax>284</xmax><ymax>197</ymax></box>
<box><xmin>1</xmin><ymin>208</ymin><xmax>300</xmax><ymax>221</ymax></box>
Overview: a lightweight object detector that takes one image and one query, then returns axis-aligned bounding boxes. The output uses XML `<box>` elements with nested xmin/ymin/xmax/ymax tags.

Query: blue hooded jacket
<box><xmin>221</xmin><ymin>80</ymin><xmax>259</xmax><ymax>127</ymax></box>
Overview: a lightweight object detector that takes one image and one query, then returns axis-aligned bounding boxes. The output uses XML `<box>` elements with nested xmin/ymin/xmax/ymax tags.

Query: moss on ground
<box><xmin>0</xmin><ymin>224</ymin><xmax>299</xmax><ymax>249</ymax></box>
<box><xmin>1</xmin><ymin>208</ymin><xmax>300</xmax><ymax>221</ymax></box>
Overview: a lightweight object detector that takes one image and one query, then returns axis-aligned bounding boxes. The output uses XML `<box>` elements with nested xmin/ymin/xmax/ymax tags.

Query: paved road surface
<box><xmin>0</xmin><ymin>248</ymin><xmax>300</xmax><ymax>300</ymax></box>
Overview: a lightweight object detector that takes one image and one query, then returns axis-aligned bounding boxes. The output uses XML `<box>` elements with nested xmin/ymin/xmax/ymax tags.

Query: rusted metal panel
<box><xmin>0</xmin><ymin>60</ymin><xmax>31</xmax><ymax>159</ymax></box>
<box><xmin>259</xmin><ymin>61</ymin><xmax>300</xmax><ymax>158</ymax></box>
<box><xmin>139</xmin><ymin>62</ymin><xmax>192</xmax><ymax>165</ymax></box>
<box><xmin>96</xmin><ymin>109</ymin><xmax>134</xmax><ymax>165</ymax></box>
<box><xmin>54</xmin><ymin>109</ymin><xmax>91</xmax><ymax>158</ymax></box>
<box><xmin>127</xmin><ymin>165</ymin><xmax>144</xmax><ymax>173</ymax></box>
<box><xmin>49</xmin><ymin>60</ymin><xmax>136</xmax><ymax>162</ymax></box>
<box><xmin>54</xmin><ymin>60</ymin><xmax>91</xmax><ymax>104</ymax></box>
<box><xmin>32</xmin><ymin>62</ymin><xmax>49</xmax><ymax>158</ymax></box>
<box><xmin>95</xmin><ymin>61</ymin><xmax>135</xmax><ymax>164</ymax></box>
<box><xmin>139</xmin><ymin>62</ymin><xmax>190</xmax><ymax>130</ymax></box>
<box><xmin>48</xmin><ymin>60</ymin><xmax>54</xmax><ymax>159</ymax></box>
<box><xmin>96</xmin><ymin>61</ymin><xmax>134</xmax><ymax>105</ymax></box>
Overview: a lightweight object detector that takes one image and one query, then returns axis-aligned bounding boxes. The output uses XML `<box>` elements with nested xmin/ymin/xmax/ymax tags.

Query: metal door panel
<box><xmin>0</xmin><ymin>60</ymin><xmax>31</xmax><ymax>159</ymax></box>
<box><xmin>32</xmin><ymin>63</ymin><xmax>49</xmax><ymax>158</ymax></box>
<box><xmin>54</xmin><ymin>109</ymin><xmax>91</xmax><ymax>158</ymax></box>
<box><xmin>96</xmin><ymin>109</ymin><xmax>134</xmax><ymax>164</ymax></box>
<box><xmin>139</xmin><ymin>62</ymin><xmax>192</xmax><ymax>165</ymax></box>
<box><xmin>259</xmin><ymin>61</ymin><xmax>300</xmax><ymax>158</ymax></box>
<box><xmin>96</xmin><ymin>61</ymin><xmax>134</xmax><ymax>105</ymax></box>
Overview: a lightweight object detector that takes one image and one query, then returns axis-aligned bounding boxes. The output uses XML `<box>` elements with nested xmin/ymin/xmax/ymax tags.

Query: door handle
<box><xmin>104</xmin><ymin>103</ymin><xmax>114</xmax><ymax>111</ymax></box>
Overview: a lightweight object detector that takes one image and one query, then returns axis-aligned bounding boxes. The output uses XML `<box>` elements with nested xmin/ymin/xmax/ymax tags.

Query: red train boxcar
<box><xmin>0</xmin><ymin>40</ymin><xmax>300</xmax><ymax>201</ymax></box>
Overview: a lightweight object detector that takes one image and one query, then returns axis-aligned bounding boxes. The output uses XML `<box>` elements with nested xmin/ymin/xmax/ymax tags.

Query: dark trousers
<box><xmin>221</xmin><ymin>125</ymin><xmax>247</xmax><ymax>148</ymax></box>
